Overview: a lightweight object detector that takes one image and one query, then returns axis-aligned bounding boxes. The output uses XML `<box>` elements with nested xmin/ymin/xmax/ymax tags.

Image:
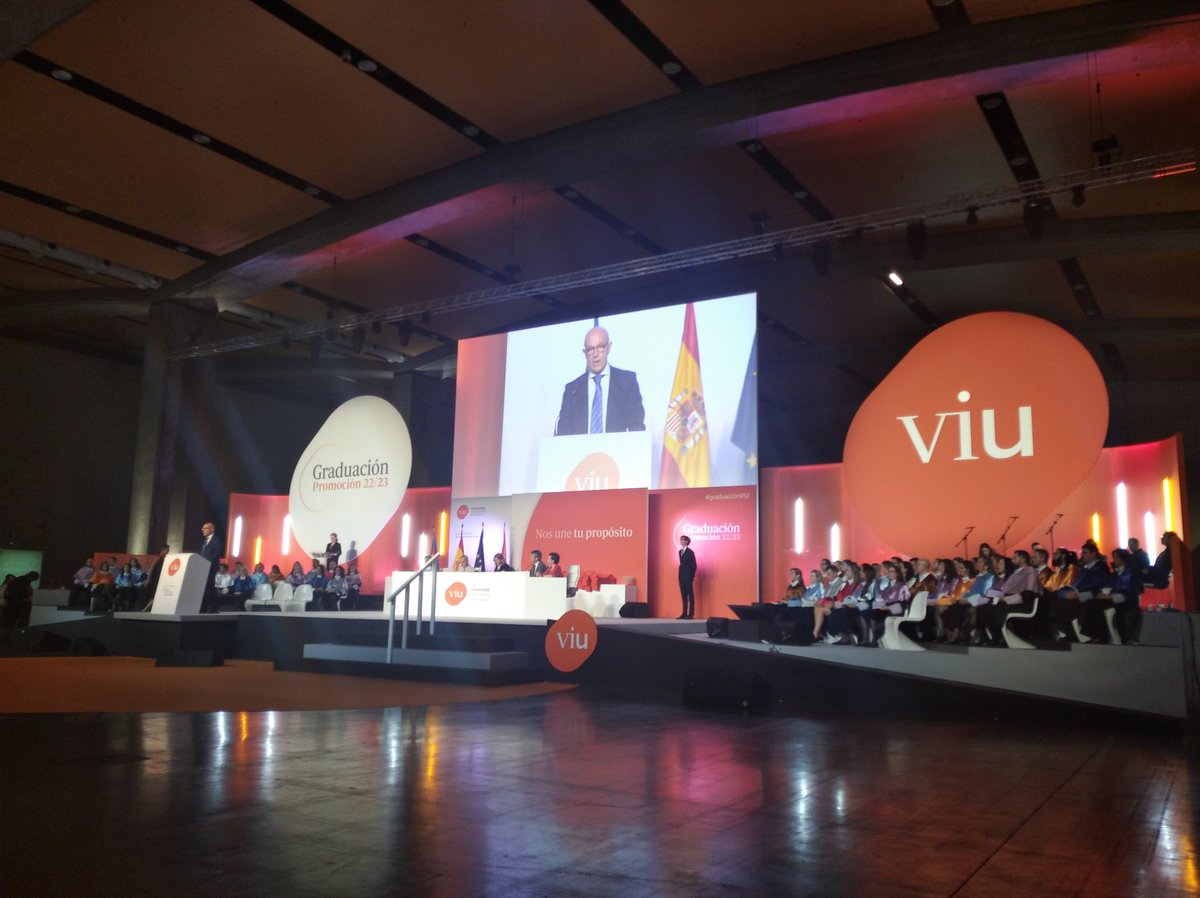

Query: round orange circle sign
<box><xmin>545</xmin><ymin>609</ymin><xmax>598</xmax><ymax>672</ymax></box>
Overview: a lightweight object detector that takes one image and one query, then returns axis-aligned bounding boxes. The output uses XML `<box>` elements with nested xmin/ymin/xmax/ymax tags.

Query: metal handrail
<box><xmin>385</xmin><ymin>554</ymin><xmax>440</xmax><ymax>663</ymax></box>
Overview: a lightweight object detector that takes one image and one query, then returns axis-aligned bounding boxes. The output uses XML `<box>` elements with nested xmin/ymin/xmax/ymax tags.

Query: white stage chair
<box><xmin>1001</xmin><ymin>596</ymin><xmax>1038</xmax><ymax>649</ymax></box>
<box><xmin>285</xmin><ymin>584</ymin><xmax>312</xmax><ymax>612</ymax></box>
<box><xmin>881</xmin><ymin>591</ymin><xmax>927</xmax><ymax>651</ymax></box>
<box><xmin>243</xmin><ymin>582</ymin><xmax>273</xmax><ymax>612</ymax></box>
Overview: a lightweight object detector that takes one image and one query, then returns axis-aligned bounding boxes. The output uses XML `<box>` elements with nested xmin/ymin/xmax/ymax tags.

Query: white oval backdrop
<box><xmin>288</xmin><ymin>396</ymin><xmax>412</xmax><ymax>560</ymax></box>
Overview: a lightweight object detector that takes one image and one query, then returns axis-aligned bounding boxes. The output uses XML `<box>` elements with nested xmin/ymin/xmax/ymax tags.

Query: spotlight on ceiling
<box><xmin>905</xmin><ymin>221</ymin><xmax>927</xmax><ymax>260</ymax></box>
<box><xmin>397</xmin><ymin>320</ymin><xmax>413</xmax><ymax>347</ymax></box>
<box><xmin>1022</xmin><ymin>202</ymin><xmax>1045</xmax><ymax>241</ymax></box>
<box><xmin>887</xmin><ymin>271</ymin><xmax>904</xmax><ymax>287</ymax></box>
<box><xmin>1071</xmin><ymin>185</ymin><xmax>1086</xmax><ymax>207</ymax></box>
<box><xmin>811</xmin><ymin>241</ymin><xmax>831</xmax><ymax>276</ymax></box>
<box><xmin>965</xmin><ymin>207</ymin><xmax>979</xmax><ymax>226</ymax></box>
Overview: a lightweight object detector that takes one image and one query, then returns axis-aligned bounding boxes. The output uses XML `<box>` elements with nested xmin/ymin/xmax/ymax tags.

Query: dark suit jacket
<box><xmin>678</xmin><ymin>546</ymin><xmax>697</xmax><ymax>583</ymax></box>
<box><xmin>555</xmin><ymin>366</ymin><xmax>646</xmax><ymax>435</ymax></box>
<box><xmin>199</xmin><ymin>535</ymin><xmax>222</xmax><ymax>565</ymax></box>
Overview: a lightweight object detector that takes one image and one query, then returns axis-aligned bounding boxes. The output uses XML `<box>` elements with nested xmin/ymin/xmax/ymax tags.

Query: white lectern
<box><xmin>536</xmin><ymin>432</ymin><xmax>651</xmax><ymax>492</ymax></box>
<box><xmin>150</xmin><ymin>553</ymin><xmax>210</xmax><ymax>615</ymax></box>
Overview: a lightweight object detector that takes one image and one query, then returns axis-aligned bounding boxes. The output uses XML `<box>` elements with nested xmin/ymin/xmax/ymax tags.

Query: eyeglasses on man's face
<box><xmin>582</xmin><ymin>342</ymin><xmax>610</xmax><ymax>355</ymax></box>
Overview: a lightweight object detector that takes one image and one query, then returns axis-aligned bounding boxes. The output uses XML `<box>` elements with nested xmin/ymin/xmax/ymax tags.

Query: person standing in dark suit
<box><xmin>198</xmin><ymin>522</ymin><xmax>223</xmax><ymax>613</ymax></box>
<box><xmin>677</xmin><ymin>534</ymin><xmax>697</xmax><ymax>619</ymax></box>
<box><xmin>554</xmin><ymin>326</ymin><xmax>646</xmax><ymax>436</ymax></box>
<box><xmin>324</xmin><ymin>533</ymin><xmax>342</xmax><ymax>572</ymax></box>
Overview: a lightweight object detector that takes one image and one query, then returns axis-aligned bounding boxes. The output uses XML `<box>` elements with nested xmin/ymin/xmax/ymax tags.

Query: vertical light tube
<box><xmin>1115</xmin><ymin>482</ymin><xmax>1129</xmax><ymax>549</ymax></box>
<box><xmin>830</xmin><ymin>523</ymin><xmax>841</xmax><ymax>562</ymax></box>
<box><xmin>1144</xmin><ymin>512</ymin><xmax>1156</xmax><ymax>553</ymax></box>
<box><xmin>232</xmin><ymin>515</ymin><xmax>243</xmax><ymax>558</ymax></box>
<box><xmin>1091</xmin><ymin>513</ymin><xmax>1101</xmax><ymax>549</ymax></box>
<box><xmin>418</xmin><ymin>533</ymin><xmax>429</xmax><ymax>563</ymax></box>
<box><xmin>1163</xmin><ymin>478</ymin><xmax>1175</xmax><ymax>532</ymax></box>
<box><xmin>400</xmin><ymin>513</ymin><xmax>411</xmax><ymax>558</ymax></box>
<box><xmin>793</xmin><ymin>497</ymin><xmax>805</xmax><ymax>554</ymax></box>
<box><xmin>281</xmin><ymin>514</ymin><xmax>292</xmax><ymax>555</ymax></box>
<box><xmin>438</xmin><ymin>511</ymin><xmax>449</xmax><ymax>560</ymax></box>
<box><xmin>253</xmin><ymin>536</ymin><xmax>262</xmax><ymax>567</ymax></box>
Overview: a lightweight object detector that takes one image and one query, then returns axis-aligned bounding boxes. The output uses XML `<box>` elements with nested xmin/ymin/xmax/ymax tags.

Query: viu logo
<box><xmin>555</xmin><ymin>626</ymin><xmax>590</xmax><ymax>651</ymax></box>
<box><xmin>545</xmin><ymin>609</ymin><xmax>598</xmax><ymax>671</ymax></box>
<box><xmin>897</xmin><ymin>391</ymin><xmax>1034</xmax><ymax>464</ymax></box>
<box><xmin>573</xmin><ymin>470</ymin><xmax>611</xmax><ymax>490</ymax></box>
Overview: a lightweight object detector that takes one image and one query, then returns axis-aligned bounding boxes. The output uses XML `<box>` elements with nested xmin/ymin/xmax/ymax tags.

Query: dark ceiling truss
<box><xmin>552</xmin><ymin>186</ymin><xmax>667</xmax><ymax>256</ymax></box>
<box><xmin>585</xmin><ymin>0</ymin><xmax>936</xmax><ymax>334</ymax></box>
<box><xmin>404</xmin><ymin>233</ymin><xmax>565</xmax><ymax>310</ymax></box>
<box><xmin>974</xmin><ymin>90</ymin><xmax>1124</xmax><ymax>375</ymax></box>
<box><xmin>0</xmin><ymin>179</ymin><xmax>217</xmax><ymax>259</ymax></box>
<box><xmin>585</xmin><ymin>0</ymin><xmax>702</xmax><ymax>91</ymax></box>
<box><xmin>166</xmin><ymin>151</ymin><xmax>1195</xmax><ymax>361</ymax></box>
<box><xmin>248</xmin><ymin>0</ymin><xmax>670</xmax><ymax>266</ymax></box>
<box><xmin>248</xmin><ymin>0</ymin><xmax>501</xmax><ymax>150</ymax></box>
<box><xmin>14</xmin><ymin>50</ymin><xmax>345</xmax><ymax>204</ymax></box>
<box><xmin>147</xmin><ymin>0</ymin><xmax>1197</xmax><ymax>311</ymax></box>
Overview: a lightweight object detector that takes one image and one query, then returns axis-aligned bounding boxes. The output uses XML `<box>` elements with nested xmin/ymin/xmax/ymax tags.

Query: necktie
<box><xmin>590</xmin><ymin>373</ymin><xmax>604</xmax><ymax>434</ymax></box>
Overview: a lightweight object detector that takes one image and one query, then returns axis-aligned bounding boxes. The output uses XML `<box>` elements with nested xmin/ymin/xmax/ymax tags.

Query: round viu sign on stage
<box><xmin>445</xmin><ymin>581</ymin><xmax>468</xmax><ymax>606</ymax></box>
<box><xmin>546</xmin><ymin>609</ymin><xmax>598</xmax><ymax>672</ymax></box>
<box><xmin>167</xmin><ymin>558</ymin><xmax>181</xmax><ymax>576</ymax></box>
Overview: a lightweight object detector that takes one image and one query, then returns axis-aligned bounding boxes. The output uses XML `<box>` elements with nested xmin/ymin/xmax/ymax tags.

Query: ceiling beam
<box><xmin>153</xmin><ymin>0</ymin><xmax>1200</xmax><ymax>308</ymax></box>
<box><xmin>7</xmin><ymin>211</ymin><xmax>1198</xmax><ymax>335</ymax></box>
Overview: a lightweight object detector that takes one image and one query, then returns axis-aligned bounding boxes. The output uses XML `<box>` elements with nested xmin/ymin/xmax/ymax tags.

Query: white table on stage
<box><xmin>384</xmin><ymin>570</ymin><xmax>569</xmax><ymax>621</ymax></box>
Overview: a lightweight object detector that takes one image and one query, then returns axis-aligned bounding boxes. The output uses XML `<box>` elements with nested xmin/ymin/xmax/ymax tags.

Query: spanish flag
<box><xmin>659</xmin><ymin>303</ymin><xmax>710</xmax><ymax>488</ymax></box>
<box><xmin>452</xmin><ymin>527</ymin><xmax>465</xmax><ymax>569</ymax></box>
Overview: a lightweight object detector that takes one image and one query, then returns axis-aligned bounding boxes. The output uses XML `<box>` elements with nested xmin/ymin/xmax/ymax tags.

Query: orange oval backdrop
<box><xmin>842</xmin><ymin>312</ymin><xmax>1108</xmax><ymax>559</ymax></box>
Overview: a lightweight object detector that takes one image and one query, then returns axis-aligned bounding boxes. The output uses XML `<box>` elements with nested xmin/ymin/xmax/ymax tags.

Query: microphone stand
<box><xmin>1046</xmin><ymin>513</ymin><xmax>1065</xmax><ymax>555</ymax></box>
<box><xmin>956</xmin><ymin>526</ymin><xmax>976</xmax><ymax>558</ymax></box>
<box><xmin>996</xmin><ymin>516</ymin><xmax>1019</xmax><ymax>558</ymax></box>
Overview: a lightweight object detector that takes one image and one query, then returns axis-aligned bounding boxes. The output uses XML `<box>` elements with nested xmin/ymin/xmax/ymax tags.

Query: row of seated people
<box><xmin>774</xmin><ymin>533</ymin><xmax>1178</xmax><ymax>647</ymax></box>
<box><xmin>69</xmin><ymin>557</ymin><xmax>152</xmax><ymax>612</ymax></box>
<box><xmin>216</xmin><ymin>560</ymin><xmax>366</xmax><ymax>611</ymax></box>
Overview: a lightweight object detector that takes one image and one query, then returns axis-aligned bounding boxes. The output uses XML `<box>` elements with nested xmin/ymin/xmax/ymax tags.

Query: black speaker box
<box><xmin>727</xmin><ymin>619</ymin><xmax>774</xmax><ymax>643</ymax></box>
<box><xmin>618</xmin><ymin>602</ymin><xmax>650</xmax><ymax>618</ymax></box>
<box><xmin>706</xmin><ymin>617</ymin><xmax>730</xmax><ymax>638</ymax></box>
<box><xmin>683</xmin><ymin>668</ymin><xmax>773</xmax><ymax>709</ymax></box>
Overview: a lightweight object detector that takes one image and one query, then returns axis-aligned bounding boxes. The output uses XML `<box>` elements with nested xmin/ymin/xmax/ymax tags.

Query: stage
<box><xmin>10</xmin><ymin>604</ymin><xmax>1198</xmax><ymax>725</ymax></box>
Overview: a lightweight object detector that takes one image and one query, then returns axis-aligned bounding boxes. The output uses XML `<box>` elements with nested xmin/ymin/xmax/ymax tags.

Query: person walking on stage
<box><xmin>677</xmin><ymin>534</ymin><xmax>696</xmax><ymax>619</ymax></box>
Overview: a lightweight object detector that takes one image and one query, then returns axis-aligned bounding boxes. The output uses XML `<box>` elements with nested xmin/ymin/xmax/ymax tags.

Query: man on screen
<box><xmin>554</xmin><ymin>326</ymin><xmax>645</xmax><ymax>436</ymax></box>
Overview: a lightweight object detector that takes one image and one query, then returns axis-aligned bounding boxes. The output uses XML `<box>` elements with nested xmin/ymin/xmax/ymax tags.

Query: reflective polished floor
<box><xmin>2</xmin><ymin>692</ymin><xmax>1197</xmax><ymax>897</ymax></box>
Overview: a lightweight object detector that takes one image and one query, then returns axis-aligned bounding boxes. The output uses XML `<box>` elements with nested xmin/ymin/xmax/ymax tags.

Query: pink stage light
<box><xmin>793</xmin><ymin>498</ymin><xmax>804</xmax><ymax>553</ymax></box>
<box><xmin>1115</xmin><ymin>482</ymin><xmax>1129</xmax><ymax>549</ymax></box>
